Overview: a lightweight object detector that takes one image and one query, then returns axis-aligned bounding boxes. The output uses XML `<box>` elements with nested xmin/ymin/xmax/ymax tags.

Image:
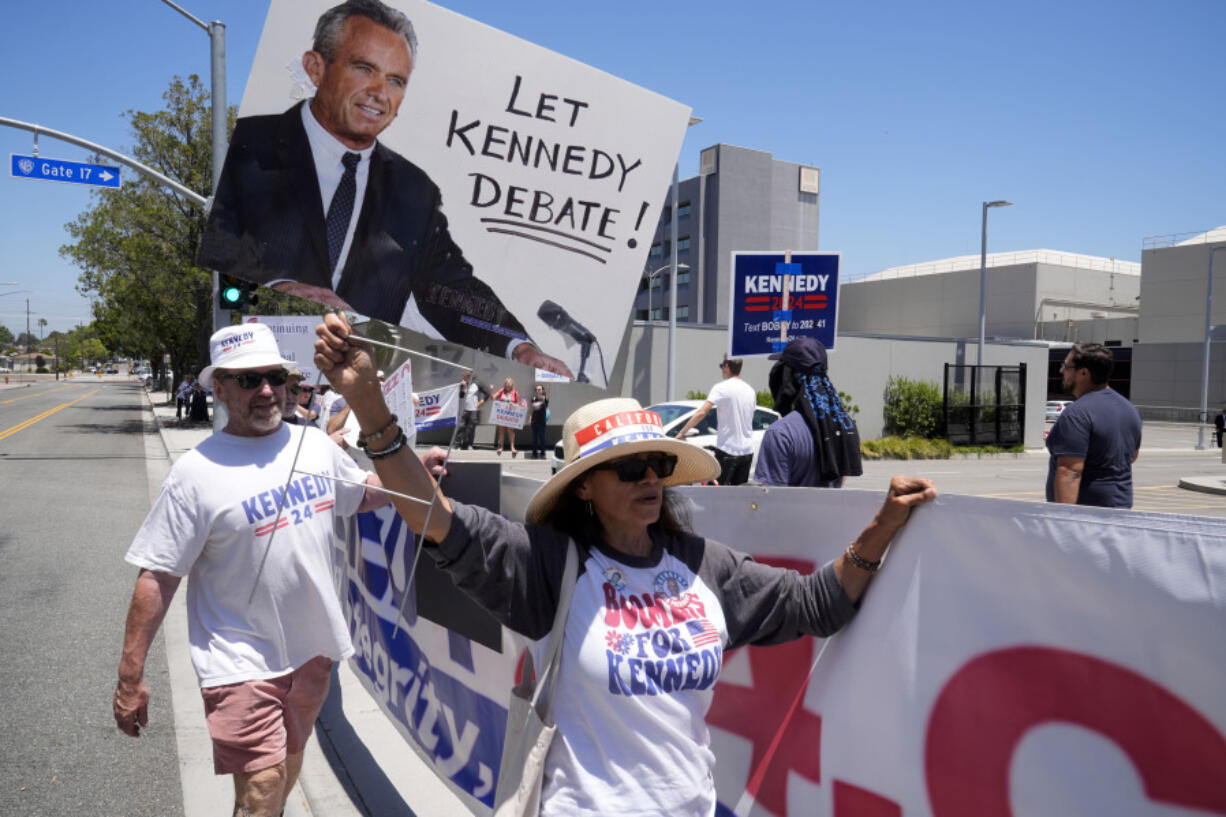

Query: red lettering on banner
<box><xmin>833</xmin><ymin>780</ymin><xmax>901</xmax><ymax>817</ymax></box>
<box><xmin>925</xmin><ymin>646</ymin><xmax>1226</xmax><ymax>816</ymax></box>
<box><xmin>707</xmin><ymin>556</ymin><xmax>821</xmax><ymax>817</ymax></box>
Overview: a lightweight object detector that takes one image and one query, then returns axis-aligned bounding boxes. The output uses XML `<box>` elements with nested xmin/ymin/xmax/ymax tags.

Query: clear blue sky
<box><xmin>2</xmin><ymin>0</ymin><xmax>1222</xmax><ymax>336</ymax></box>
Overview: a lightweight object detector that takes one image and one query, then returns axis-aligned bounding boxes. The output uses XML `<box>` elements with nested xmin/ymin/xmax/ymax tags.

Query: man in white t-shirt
<box><xmin>112</xmin><ymin>323</ymin><xmax>390</xmax><ymax>817</ymax></box>
<box><xmin>673</xmin><ymin>356</ymin><xmax>757</xmax><ymax>485</ymax></box>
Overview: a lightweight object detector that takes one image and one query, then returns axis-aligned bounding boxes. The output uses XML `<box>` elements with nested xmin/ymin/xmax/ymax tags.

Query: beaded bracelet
<box><xmin>844</xmin><ymin>543</ymin><xmax>882</xmax><ymax>572</ymax></box>
<box><xmin>357</xmin><ymin>414</ymin><xmax>398</xmax><ymax>450</ymax></box>
<box><xmin>366</xmin><ymin>428</ymin><xmax>408</xmax><ymax>461</ymax></box>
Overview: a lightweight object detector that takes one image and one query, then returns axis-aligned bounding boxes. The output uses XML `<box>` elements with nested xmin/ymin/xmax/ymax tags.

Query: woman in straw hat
<box><xmin>314</xmin><ymin>313</ymin><xmax>935</xmax><ymax>817</ymax></box>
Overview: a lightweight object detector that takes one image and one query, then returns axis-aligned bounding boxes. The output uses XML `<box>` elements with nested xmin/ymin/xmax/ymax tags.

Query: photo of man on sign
<box><xmin>199</xmin><ymin>0</ymin><xmax>569</xmax><ymax>375</ymax></box>
<box><xmin>200</xmin><ymin>0</ymin><xmax>694</xmax><ymax>387</ymax></box>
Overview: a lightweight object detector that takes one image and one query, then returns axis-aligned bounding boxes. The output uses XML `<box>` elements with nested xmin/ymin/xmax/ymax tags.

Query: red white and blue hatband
<box><xmin>524</xmin><ymin>397</ymin><xmax>719</xmax><ymax>524</ymax></box>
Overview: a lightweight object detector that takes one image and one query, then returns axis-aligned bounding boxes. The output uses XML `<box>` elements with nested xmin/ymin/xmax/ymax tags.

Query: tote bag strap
<box><xmin>529</xmin><ymin>539</ymin><xmax>579</xmax><ymax>716</ymax></box>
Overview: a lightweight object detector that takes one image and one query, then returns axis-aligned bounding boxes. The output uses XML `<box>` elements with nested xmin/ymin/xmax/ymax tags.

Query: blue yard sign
<box><xmin>11</xmin><ymin>154</ymin><xmax>121</xmax><ymax>188</ymax></box>
<box><xmin>728</xmin><ymin>252</ymin><xmax>840</xmax><ymax>357</ymax></box>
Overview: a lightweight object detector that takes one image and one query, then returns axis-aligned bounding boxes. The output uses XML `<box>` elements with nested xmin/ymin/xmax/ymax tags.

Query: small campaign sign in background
<box><xmin>490</xmin><ymin>399</ymin><xmax>528</xmax><ymax>429</ymax></box>
<box><xmin>728</xmin><ymin>252</ymin><xmax>840</xmax><ymax>357</ymax></box>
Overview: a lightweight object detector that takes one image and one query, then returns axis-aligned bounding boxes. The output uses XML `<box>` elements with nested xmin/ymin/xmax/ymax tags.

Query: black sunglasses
<box><xmin>218</xmin><ymin>369</ymin><xmax>289</xmax><ymax>389</ymax></box>
<box><xmin>593</xmin><ymin>454</ymin><xmax>678</xmax><ymax>482</ymax></box>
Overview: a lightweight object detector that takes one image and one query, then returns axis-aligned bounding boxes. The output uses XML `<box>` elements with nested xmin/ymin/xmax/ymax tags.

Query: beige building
<box><xmin>1132</xmin><ymin>227</ymin><xmax>1226</xmax><ymax>419</ymax></box>
<box><xmin>839</xmin><ymin>250</ymin><xmax>1140</xmax><ymax>348</ymax></box>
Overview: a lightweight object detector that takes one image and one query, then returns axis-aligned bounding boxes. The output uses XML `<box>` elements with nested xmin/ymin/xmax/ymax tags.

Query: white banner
<box><xmin>414</xmin><ymin>383</ymin><xmax>459</xmax><ymax>431</ymax></box>
<box><xmin>490</xmin><ymin>400</ymin><xmax>528</xmax><ymax>430</ymax></box>
<box><xmin>338</xmin><ymin>486</ymin><xmax>1226</xmax><ymax>816</ymax></box>
<box><xmin>206</xmin><ymin>0</ymin><xmax>692</xmax><ymax>387</ymax></box>
<box><xmin>245</xmin><ymin>315</ymin><xmax>319</xmax><ymax>383</ymax></box>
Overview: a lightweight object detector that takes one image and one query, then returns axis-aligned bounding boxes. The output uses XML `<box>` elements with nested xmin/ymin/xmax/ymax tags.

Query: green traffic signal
<box><xmin>218</xmin><ymin>275</ymin><xmax>257</xmax><ymax>311</ymax></box>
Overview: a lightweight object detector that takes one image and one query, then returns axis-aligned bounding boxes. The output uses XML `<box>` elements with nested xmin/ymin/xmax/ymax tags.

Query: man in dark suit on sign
<box><xmin>199</xmin><ymin>0</ymin><xmax>571</xmax><ymax>376</ymax></box>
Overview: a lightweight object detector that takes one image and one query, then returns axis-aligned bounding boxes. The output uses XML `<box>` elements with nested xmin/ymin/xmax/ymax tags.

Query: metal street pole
<box><xmin>160</xmin><ymin>0</ymin><xmax>227</xmax><ymax>333</ymax></box>
<box><xmin>977</xmin><ymin>200</ymin><xmax>1013</xmax><ymax>366</ymax></box>
<box><xmin>665</xmin><ymin>117</ymin><xmax>702</xmax><ymax>401</ymax></box>
<box><xmin>1196</xmin><ymin>247</ymin><xmax>1226</xmax><ymax>450</ymax></box>
<box><xmin>667</xmin><ymin>164</ymin><xmax>680</xmax><ymax>400</ymax></box>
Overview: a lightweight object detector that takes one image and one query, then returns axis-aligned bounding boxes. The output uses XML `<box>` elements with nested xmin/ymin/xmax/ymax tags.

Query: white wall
<box><xmin>622</xmin><ymin>323</ymin><xmax>1049</xmax><ymax>447</ymax></box>
<box><xmin>841</xmin><ymin>263</ymin><xmax>1139</xmax><ymax>342</ymax></box>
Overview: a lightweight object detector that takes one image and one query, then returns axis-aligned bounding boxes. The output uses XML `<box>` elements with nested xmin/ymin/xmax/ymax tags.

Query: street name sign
<box><xmin>10</xmin><ymin>154</ymin><xmax>120</xmax><ymax>188</ymax></box>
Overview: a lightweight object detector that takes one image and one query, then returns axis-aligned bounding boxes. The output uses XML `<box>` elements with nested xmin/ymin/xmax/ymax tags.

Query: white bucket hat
<box><xmin>198</xmin><ymin>323</ymin><xmax>292</xmax><ymax>389</ymax></box>
<box><xmin>524</xmin><ymin>397</ymin><xmax>719</xmax><ymax>525</ymax></box>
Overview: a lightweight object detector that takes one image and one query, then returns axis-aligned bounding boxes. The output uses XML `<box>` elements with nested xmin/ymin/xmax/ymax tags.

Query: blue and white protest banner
<box><xmin>490</xmin><ymin>399</ymin><xmax>528</xmax><ymax>430</ymax></box>
<box><xmin>337</xmin><ymin>485</ymin><xmax>1226</xmax><ymax>816</ymax></box>
<box><xmin>414</xmin><ymin>383</ymin><xmax>460</xmax><ymax>431</ymax></box>
<box><xmin>728</xmin><ymin>252</ymin><xmax>840</xmax><ymax>357</ymax></box>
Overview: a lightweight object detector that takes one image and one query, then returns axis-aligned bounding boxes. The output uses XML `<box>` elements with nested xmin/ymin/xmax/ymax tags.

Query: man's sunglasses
<box><xmin>593</xmin><ymin>454</ymin><xmax>678</xmax><ymax>482</ymax></box>
<box><xmin>218</xmin><ymin>369</ymin><xmax>289</xmax><ymax>389</ymax></box>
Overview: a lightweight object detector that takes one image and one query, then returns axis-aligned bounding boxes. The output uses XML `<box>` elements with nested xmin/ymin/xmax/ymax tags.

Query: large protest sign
<box><xmin>729</xmin><ymin>253</ymin><xmax>840</xmax><ymax>357</ymax></box>
<box><xmin>336</xmin><ymin>484</ymin><xmax>1226</xmax><ymax>815</ymax></box>
<box><xmin>200</xmin><ymin>0</ymin><xmax>692</xmax><ymax>388</ymax></box>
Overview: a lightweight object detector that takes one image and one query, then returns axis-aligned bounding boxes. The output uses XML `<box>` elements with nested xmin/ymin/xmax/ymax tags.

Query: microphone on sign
<box><xmin>537</xmin><ymin>300</ymin><xmax>596</xmax><ymax>344</ymax></box>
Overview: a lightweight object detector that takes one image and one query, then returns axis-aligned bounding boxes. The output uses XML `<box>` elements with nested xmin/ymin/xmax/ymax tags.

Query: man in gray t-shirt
<box><xmin>1046</xmin><ymin>343</ymin><xmax>1142</xmax><ymax>508</ymax></box>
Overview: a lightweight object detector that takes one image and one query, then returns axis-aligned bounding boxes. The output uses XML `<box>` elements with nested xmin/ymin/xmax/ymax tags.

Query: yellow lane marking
<box><xmin>0</xmin><ymin>383</ymin><xmax>82</xmax><ymax>405</ymax></box>
<box><xmin>0</xmin><ymin>389</ymin><xmax>99</xmax><ymax>442</ymax></box>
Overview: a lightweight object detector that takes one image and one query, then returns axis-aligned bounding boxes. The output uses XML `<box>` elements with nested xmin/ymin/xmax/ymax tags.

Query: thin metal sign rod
<box><xmin>347</xmin><ymin>330</ymin><xmax>473</xmax><ymax>374</ymax></box>
<box><xmin>247</xmin><ymin>323</ymin><xmax>463</xmax><ymax>603</ymax></box>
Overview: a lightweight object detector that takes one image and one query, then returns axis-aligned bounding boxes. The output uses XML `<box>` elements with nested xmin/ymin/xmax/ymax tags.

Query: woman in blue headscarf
<box><xmin>756</xmin><ymin>337</ymin><xmax>863</xmax><ymax>487</ymax></box>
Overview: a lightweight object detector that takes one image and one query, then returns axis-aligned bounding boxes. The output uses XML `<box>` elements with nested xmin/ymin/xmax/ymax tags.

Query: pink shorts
<box><xmin>201</xmin><ymin>656</ymin><xmax>334</xmax><ymax>775</ymax></box>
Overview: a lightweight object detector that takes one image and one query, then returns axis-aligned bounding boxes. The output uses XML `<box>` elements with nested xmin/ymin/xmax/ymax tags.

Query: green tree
<box><xmin>37</xmin><ymin>317</ymin><xmax>47</xmax><ymax>340</ymax></box>
<box><xmin>0</xmin><ymin>325</ymin><xmax>15</xmax><ymax>346</ymax></box>
<box><xmin>61</xmin><ymin>75</ymin><xmax>233</xmax><ymax>384</ymax></box>
<box><xmin>79</xmin><ymin>337</ymin><xmax>108</xmax><ymax>368</ymax></box>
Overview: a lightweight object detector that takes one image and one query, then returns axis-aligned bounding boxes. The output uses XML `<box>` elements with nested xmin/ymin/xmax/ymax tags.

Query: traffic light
<box><xmin>218</xmin><ymin>275</ymin><xmax>258</xmax><ymax>312</ymax></box>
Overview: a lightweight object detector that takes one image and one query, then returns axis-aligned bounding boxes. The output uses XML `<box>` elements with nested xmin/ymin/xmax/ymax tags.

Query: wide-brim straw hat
<box><xmin>525</xmin><ymin>397</ymin><xmax>719</xmax><ymax>525</ymax></box>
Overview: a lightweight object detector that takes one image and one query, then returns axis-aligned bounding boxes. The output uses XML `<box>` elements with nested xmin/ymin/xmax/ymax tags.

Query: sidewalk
<box><xmin>143</xmin><ymin>393</ymin><xmax>472</xmax><ymax>817</ymax></box>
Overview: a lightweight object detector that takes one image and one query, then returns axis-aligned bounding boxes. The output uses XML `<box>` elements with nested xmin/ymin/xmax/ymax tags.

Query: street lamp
<box><xmin>160</xmin><ymin>0</ymin><xmax>227</xmax><ymax>333</ymax></box>
<box><xmin>1196</xmin><ymin>246</ymin><xmax>1226</xmax><ymax>450</ymax></box>
<box><xmin>644</xmin><ymin>263</ymin><xmax>689</xmax><ymax>323</ymax></box>
<box><xmin>977</xmin><ymin>200</ymin><xmax>1013</xmax><ymax>366</ymax></box>
<box><xmin>666</xmin><ymin>116</ymin><xmax>703</xmax><ymax>401</ymax></box>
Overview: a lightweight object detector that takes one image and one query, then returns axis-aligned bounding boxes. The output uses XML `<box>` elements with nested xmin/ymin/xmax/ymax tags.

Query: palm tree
<box><xmin>37</xmin><ymin>317</ymin><xmax>47</xmax><ymax>342</ymax></box>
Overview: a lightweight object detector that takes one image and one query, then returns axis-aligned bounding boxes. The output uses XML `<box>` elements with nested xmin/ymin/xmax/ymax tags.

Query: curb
<box><xmin>1178</xmin><ymin>477</ymin><xmax>1226</xmax><ymax>497</ymax></box>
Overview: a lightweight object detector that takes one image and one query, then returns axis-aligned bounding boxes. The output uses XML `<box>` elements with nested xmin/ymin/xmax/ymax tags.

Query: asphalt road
<box><xmin>855</xmin><ymin>422</ymin><xmax>1226</xmax><ymax>517</ymax></box>
<box><xmin>0</xmin><ymin>380</ymin><xmax>182</xmax><ymax>817</ymax></box>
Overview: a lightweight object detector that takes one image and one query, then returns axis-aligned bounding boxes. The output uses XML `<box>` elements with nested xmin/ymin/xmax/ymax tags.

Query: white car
<box><xmin>551</xmin><ymin>399</ymin><xmax>781</xmax><ymax>477</ymax></box>
<box><xmin>1045</xmin><ymin>400</ymin><xmax>1072</xmax><ymax>422</ymax></box>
